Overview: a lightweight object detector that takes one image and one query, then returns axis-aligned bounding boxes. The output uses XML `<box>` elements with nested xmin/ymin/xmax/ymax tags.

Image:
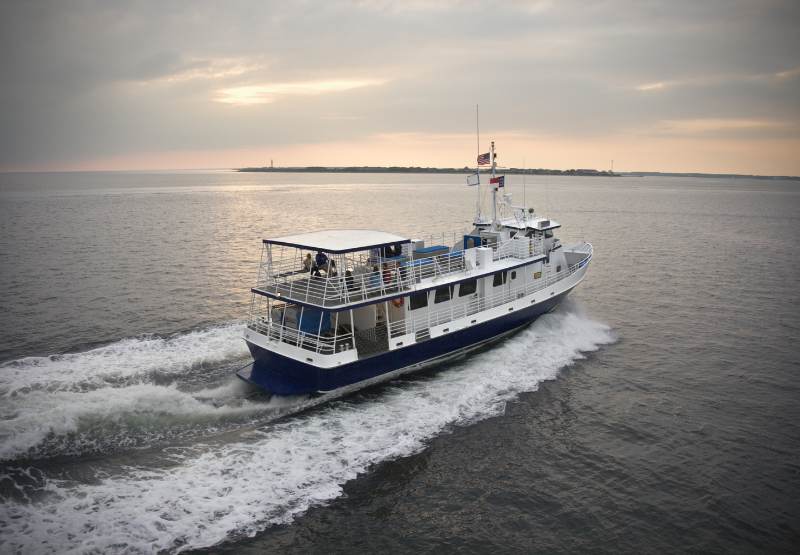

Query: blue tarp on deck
<box><xmin>299</xmin><ymin>307</ymin><xmax>332</xmax><ymax>334</ymax></box>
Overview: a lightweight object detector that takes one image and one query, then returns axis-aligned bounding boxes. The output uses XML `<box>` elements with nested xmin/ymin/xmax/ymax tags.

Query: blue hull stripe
<box><xmin>239</xmin><ymin>289</ymin><xmax>571</xmax><ymax>395</ymax></box>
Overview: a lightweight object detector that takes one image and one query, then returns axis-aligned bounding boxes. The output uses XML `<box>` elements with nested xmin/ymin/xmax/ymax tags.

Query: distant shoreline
<box><xmin>238</xmin><ymin>166</ymin><xmax>619</xmax><ymax>177</ymax></box>
<box><xmin>237</xmin><ymin>166</ymin><xmax>799</xmax><ymax>181</ymax></box>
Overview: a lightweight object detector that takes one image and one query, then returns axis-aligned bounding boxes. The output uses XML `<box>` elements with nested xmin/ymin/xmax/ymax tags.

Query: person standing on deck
<box><xmin>368</xmin><ymin>265</ymin><xmax>381</xmax><ymax>294</ymax></box>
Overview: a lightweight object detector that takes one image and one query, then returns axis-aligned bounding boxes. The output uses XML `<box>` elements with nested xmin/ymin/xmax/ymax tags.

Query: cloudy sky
<box><xmin>1</xmin><ymin>0</ymin><xmax>798</xmax><ymax>174</ymax></box>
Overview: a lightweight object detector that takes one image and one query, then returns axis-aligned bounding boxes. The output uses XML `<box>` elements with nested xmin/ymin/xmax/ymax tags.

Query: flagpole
<box><xmin>491</xmin><ymin>140</ymin><xmax>497</xmax><ymax>224</ymax></box>
<box><xmin>475</xmin><ymin>104</ymin><xmax>481</xmax><ymax>223</ymax></box>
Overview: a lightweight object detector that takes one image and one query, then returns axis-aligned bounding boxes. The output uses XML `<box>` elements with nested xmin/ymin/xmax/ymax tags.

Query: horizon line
<box><xmin>1</xmin><ymin>166</ymin><xmax>798</xmax><ymax>180</ymax></box>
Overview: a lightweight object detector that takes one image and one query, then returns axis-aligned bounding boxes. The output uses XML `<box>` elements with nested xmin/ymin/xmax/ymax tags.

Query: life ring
<box><xmin>392</xmin><ymin>297</ymin><xmax>404</xmax><ymax>308</ymax></box>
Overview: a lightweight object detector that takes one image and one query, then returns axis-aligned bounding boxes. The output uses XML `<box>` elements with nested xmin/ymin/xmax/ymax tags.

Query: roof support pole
<box><xmin>316</xmin><ymin>309</ymin><xmax>324</xmax><ymax>354</ymax></box>
<box><xmin>350</xmin><ymin>309</ymin><xmax>356</xmax><ymax>355</ymax></box>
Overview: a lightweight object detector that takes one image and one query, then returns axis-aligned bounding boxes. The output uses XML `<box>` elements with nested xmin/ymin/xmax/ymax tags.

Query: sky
<box><xmin>0</xmin><ymin>0</ymin><xmax>798</xmax><ymax>175</ymax></box>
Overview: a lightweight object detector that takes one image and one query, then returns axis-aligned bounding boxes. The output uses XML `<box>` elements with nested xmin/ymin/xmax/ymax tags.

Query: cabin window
<box><xmin>492</xmin><ymin>271</ymin><xmax>507</xmax><ymax>287</ymax></box>
<box><xmin>556</xmin><ymin>265</ymin><xmax>562</xmax><ymax>272</ymax></box>
<box><xmin>533</xmin><ymin>271</ymin><xmax>542</xmax><ymax>279</ymax></box>
<box><xmin>511</xmin><ymin>271</ymin><xmax>517</xmax><ymax>280</ymax></box>
<box><xmin>434</xmin><ymin>285</ymin><xmax>452</xmax><ymax>304</ymax></box>
<box><xmin>544</xmin><ymin>229</ymin><xmax>554</xmax><ymax>239</ymax></box>
<box><xmin>409</xmin><ymin>292</ymin><xmax>428</xmax><ymax>310</ymax></box>
<box><xmin>459</xmin><ymin>279</ymin><xmax>477</xmax><ymax>297</ymax></box>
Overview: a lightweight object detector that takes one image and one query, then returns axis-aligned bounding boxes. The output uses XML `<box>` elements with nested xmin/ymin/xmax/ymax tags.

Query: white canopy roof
<box><xmin>264</xmin><ymin>229</ymin><xmax>410</xmax><ymax>253</ymax></box>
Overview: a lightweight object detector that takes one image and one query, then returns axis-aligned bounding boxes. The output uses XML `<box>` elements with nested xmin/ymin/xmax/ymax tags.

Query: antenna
<box><xmin>476</xmin><ymin>105</ymin><xmax>480</xmax><ymax>161</ymax></box>
<box><xmin>523</xmin><ymin>156</ymin><xmax>527</xmax><ymax>211</ymax></box>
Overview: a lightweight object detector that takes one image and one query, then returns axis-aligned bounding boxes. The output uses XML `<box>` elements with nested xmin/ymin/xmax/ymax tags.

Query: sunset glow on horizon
<box><xmin>1</xmin><ymin>1</ymin><xmax>798</xmax><ymax>175</ymax></box>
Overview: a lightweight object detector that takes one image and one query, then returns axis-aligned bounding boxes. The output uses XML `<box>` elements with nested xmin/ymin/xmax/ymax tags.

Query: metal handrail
<box><xmin>409</xmin><ymin>230</ymin><xmax>465</xmax><ymax>249</ymax></box>
<box><xmin>250</xmin><ymin>247</ymin><xmax>591</xmax><ymax>356</ymax></box>
<box><xmin>388</xmin><ymin>248</ymin><xmax>591</xmax><ymax>338</ymax></box>
<box><xmin>256</xmin><ymin>235</ymin><xmax>546</xmax><ymax>307</ymax></box>
<box><xmin>248</xmin><ymin>317</ymin><xmax>354</xmax><ymax>355</ymax></box>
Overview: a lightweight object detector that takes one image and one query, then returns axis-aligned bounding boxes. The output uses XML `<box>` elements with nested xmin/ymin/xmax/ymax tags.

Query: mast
<box><xmin>475</xmin><ymin>104</ymin><xmax>482</xmax><ymax>223</ymax></box>
<box><xmin>491</xmin><ymin>140</ymin><xmax>497</xmax><ymax>225</ymax></box>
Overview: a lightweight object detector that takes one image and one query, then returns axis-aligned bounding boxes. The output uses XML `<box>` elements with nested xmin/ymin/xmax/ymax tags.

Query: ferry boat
<box><xmin>237</xmin><ymin>142</ymin><xmax>592</xmax><ymax>395</ymax></box>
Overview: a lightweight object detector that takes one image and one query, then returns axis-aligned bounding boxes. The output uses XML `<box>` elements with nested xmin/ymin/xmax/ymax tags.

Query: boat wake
<box><xmin>0</xmin><ymin>323</ymin><xmax>250</xmax><ymax>396</ymax></box>
<box><xmin>0</xmin><ymin>324</ymin><xmax>276</xmax><ymax>460</ymax></box>
<box><xmin>0</xmin><ymin>304</ymin><xmax>615</xmax><ymax>553</ymax></box>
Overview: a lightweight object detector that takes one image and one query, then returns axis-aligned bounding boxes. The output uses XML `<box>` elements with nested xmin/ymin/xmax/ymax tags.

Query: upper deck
<box><xmin>252</xmin><ymin>227</ymin><xmax>548</xmax><ymax>309</ymax></box>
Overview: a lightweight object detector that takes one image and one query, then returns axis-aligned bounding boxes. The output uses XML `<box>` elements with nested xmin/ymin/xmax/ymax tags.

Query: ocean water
<box><xmin>0</xmin><ymin>171</ymin><xmax>798</xmax><ymax>553</ymax></box>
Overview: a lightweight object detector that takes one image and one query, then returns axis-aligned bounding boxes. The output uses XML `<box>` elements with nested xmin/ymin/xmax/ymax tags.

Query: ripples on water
<box><xmin>0</xmin><ymin>172</ymin><xmax>798</xmax><ymax>553</ymax></box>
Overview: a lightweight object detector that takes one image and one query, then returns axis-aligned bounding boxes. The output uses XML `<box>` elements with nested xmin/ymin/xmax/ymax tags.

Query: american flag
<box><xmin>490</xmin><ymin>175</ymin><xmax>505</xmax><ymax>187</ymax></box>
<box><xmin>477</xmin><ymin>152</ymin><xmax>490</xmax><ymax>165</ymax></box>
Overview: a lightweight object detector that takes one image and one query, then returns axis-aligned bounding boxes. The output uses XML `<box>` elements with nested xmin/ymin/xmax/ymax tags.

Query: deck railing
<box><xmin>248</xmin><ymin>316</ymin><xmax>354</xmax><ymax>355</ymax></box>
<box><xmin>256</xmin><ymin>234</ymin><xmax>544</xmax><ymax>307</ymax></box>
<box><xmin>249</xmin><ymin>246</ymin><xmax>591</xmax><ymax>356</ymax></box>
<box><xmin>388</xmin><ymin>247</ymin><xmax>590</xmax><ymax>338</ymax></box>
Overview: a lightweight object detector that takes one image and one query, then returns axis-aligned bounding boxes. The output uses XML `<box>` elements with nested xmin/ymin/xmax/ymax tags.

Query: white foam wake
<box><xmin>0</xmin><ymin>323</ymin><xmax>249</xmax><ymax>396</ymax></box>
<box><xmin>0</xmin><ymin>324</ymin><xmax>254</xmax><ymax>460</ymax></box>
<box><xmin>0</xmin><ymin>381</ymin><xmax>270</xmax><ymax>461</ymax></box>
<box><xmin>0</xmin><ymin>308</ymin><xmax>614</xmax><ymax>554</ymax></box>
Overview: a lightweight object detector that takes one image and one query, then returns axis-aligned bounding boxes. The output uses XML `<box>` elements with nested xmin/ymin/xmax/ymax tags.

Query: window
<box><xmin>510</xmin><ymin>271</ymin><xmax>517</xmax><ymax>280</ymax></box>
<box><xmin>509</xmin><ymin>230</ymin><xmax>517</xmax><ymax>238</ymax></box>
<box><xmin>459</xmin><ymin>279</ymin><xmax>477</xmax><ymax>297</ymax></box>
<box><xmin>492</xmin><ymin>271</ymin><xmax>507</xmax><ymax>287</ymax></box>
<box><xmin>544</xmin><ymin>229</ymin><xmax>554</xmax><ymax>239</ymax></box>
<box><xmin>434</xmin><ymin>285</ymin><xmax>452</xmax><ymax>304</ymax></box>
<box><xmin>409</xmin><ymin>292</ymin><xmax>428</xmax><ymax>310</ymax></box>
<box><xmin>556</xmin><ymin>265</ymin><xmax>562</xmax><ymax>272</ymax></box>
<box><xmin>533</xmin><ymin>271</ymin><xmax>542</xmax><ymax>279</ymax></box>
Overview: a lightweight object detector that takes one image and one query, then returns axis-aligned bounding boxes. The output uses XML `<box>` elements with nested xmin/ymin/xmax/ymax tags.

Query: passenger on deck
<box><xmin>382</xmin><ymin>262</ymin><xmax>395</xmax><ymax>291</ymax></box>
<box><xmin>345</xmin><ymin>269</ymin><xmax>356</xmax><ymax>292</ymax></box>
<box><xmin>383</xmin><ymin>244</ymin><xmax>401</xmax><ymax>258</ymax></box>
<box><xmin>302</xmin><ymin>253</ymin><xmax>313</xmax><ymax>272</ymax></box>
<box><xmin>327</xmin><ymin>260</ymin><xmax>338</xmax><ymax>277</ymax></box>
<box><xmin>311</xmin><ymin>251</ymin><xmax>329</xmax><ymax>277</ymax></box>
<box><xmin>368</xmin><ymin>265</ymin><xmax>381</xmax><ymax>293</ymax></box>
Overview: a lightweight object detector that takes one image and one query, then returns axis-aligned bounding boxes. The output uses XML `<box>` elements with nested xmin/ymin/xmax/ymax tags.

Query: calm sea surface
<box><xmin>0</xmin><ymin>171</ymin><xmax>798</xmax><ymax>553</ymax></box>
